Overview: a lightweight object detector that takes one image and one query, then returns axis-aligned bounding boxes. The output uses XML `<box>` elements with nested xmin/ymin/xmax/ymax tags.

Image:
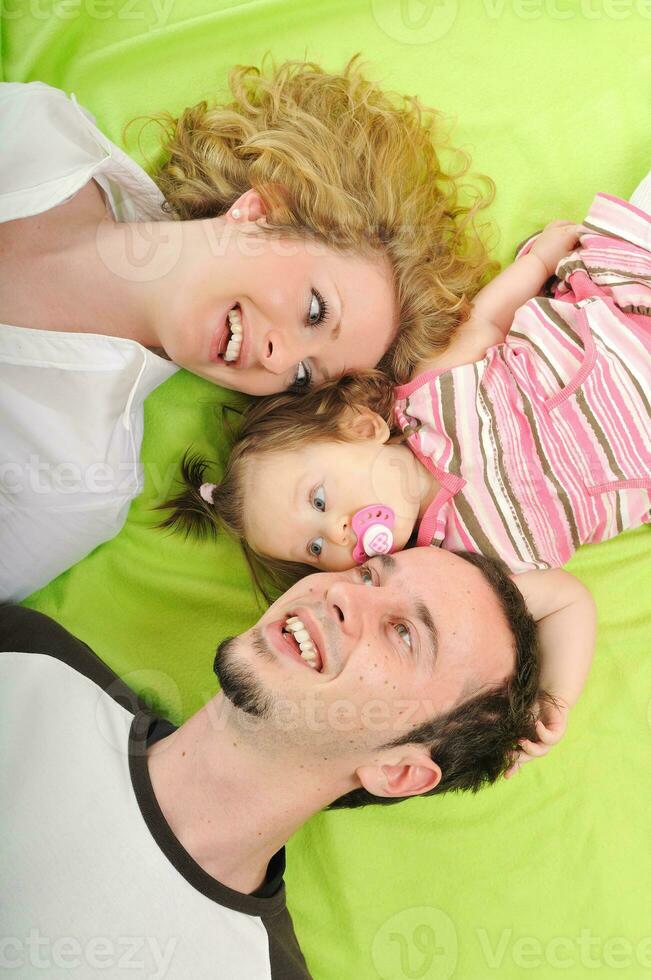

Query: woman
<box><xmin>0</xmin><ymin>58</ymin><xmax>494</xmax><ymax>600</ymax></box>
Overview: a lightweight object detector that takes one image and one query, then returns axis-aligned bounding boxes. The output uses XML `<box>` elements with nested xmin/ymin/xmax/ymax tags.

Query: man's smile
<box><xmin>265</xmin><ymin>606</ymin><xmax>332</xmax><ymax>675</ymax></box>
<box><xmin>266</xmin><ymin>617</ymin><xmax>323</xmax><ymax>673</ymax></box>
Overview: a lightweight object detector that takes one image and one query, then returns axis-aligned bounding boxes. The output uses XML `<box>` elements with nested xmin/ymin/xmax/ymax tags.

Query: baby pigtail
<box><xmin>157</xmin><ymin>451</ymin><xmax>221</xmax><ymax>541</ymax></box>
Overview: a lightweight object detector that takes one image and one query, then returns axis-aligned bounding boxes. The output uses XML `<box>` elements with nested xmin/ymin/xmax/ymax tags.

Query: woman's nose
<box><xmin>262</xmin><ymin>330</ymin><xmax>300</xmax><ymax>375</ymax></box>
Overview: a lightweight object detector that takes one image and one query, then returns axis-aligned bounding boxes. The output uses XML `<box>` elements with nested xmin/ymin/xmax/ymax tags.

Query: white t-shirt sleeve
<box><xmin>0</xmin><ymin>80</ymin><xmax>166</xmax><ymax>222</ymax></box>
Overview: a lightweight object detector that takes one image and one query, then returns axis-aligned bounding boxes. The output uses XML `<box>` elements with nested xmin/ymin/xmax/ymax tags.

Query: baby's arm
<box><xmin>506</xmin><ymin>567</ymin><xmax>597</xmax><ymax>778</ymax></box>
<box><xmin>414</xmin><ymin>221</ymin><xmax>584</xmax><ymax>375</ymax></box>
<box><xmin>472</xmin><ymin>220</ymin><xmax>584</xmax><ymax>337</ymax></box>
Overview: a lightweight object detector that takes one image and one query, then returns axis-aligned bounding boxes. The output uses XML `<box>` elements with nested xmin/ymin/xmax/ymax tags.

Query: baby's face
<box><xmin>243</xmin><ymin>439</ymin><xmax>423</xmax><ymax>571</ymax></box>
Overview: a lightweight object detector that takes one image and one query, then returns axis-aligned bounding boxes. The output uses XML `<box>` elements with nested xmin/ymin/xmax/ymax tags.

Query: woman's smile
<box><xmin>209</xmin><ymin>303</ymin><xmax>251</xmax><ymax>370</ymax></box>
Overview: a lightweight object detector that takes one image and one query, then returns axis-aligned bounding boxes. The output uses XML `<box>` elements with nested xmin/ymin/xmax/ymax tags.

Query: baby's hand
<box><xmin>503</xmin><ymin>697</ymin><xmax>570</xmax><ymax>780</ymax></box>
<box><xmin>528</xmin><ymin>220</ymin><xmax>584</xmax><ymax>277</ymax></box>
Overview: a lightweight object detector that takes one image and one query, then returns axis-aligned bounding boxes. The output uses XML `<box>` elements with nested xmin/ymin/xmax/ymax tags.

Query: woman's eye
<box><xmin>394</xmin><ymin>623</ymin><xmax>412</xmax><ymax>649</ymax></box>
<box><xmin>308</xmin><ymin>537</ymin><xmax>324</xmax><ymax>558</ymax></box>
<box><xmin>312</xmin><ymin>485</ymin><xmax>326</xmax><ymax>512</ymax></box>
<box><xmin>291</xmin><ymin>361</ymin><xmax>312</xmax><ymax>391</ymax></box>
<box><xmin>307</xmin><ymin>288</ymin><xmax>329</xmax><ymax>328</ymax></box>
<box><xmin>359</xmin><ymin>565</ymin><xmax>375</xmax><ymax>587</ymax></box>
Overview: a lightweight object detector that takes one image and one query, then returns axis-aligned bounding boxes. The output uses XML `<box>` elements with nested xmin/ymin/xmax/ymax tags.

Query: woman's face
<box><xmin>156</xmin><ymin>205</ymin><xmax>398</xmax><ymax>395</ymax></box>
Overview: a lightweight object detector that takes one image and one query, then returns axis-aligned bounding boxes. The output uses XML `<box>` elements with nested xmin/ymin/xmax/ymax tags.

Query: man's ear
<box><xmin>345</xmin><ymin>408</ymin><xmax>391</xmax><ymax>445</ymax></box>
<box><xmin>228</xmin><ymin>188</ymin><xmax>268</xmax><ymax>223</ymax></box>
<box><xmin>356</xmin><ymin>751</ymin><xmax>442</xmax><ymax>800</ymax></box>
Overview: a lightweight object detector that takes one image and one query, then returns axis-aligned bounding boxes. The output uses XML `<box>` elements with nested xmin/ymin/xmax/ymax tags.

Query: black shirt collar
<box><xmin>128</xmin><ymin>710</ymin><xmax>287</xmax><ymax>915</ymax></box>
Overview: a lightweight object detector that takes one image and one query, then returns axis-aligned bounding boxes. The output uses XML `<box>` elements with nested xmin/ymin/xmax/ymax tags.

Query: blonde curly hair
<box><xmin>149</xmin><ymin>55</ymin><xmax>498</xmax><ymax>383</ymax></box>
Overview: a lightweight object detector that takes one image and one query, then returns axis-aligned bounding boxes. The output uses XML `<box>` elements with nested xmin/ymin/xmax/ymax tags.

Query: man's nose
<box><xmin>325</xmin><ymin>580</ymin><xmax>363</xmax><ymax>640</ymax></box>
<box><xmin>325</xmin><ymin>576</ymin><xmax>386</xmax><ymax>641</ymax></box>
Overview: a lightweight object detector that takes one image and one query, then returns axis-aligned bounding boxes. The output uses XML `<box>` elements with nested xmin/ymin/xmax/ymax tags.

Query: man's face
<box><xmin>214</xmin><ymin>548</ymin><xmax>516</xmax><ymax>766</ymax></box>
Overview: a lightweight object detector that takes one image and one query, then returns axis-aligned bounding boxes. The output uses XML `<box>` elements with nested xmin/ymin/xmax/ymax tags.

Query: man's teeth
<box><xmin>223</xmin><ymin>307</ymin><xmax>243</xmax><ymax>362</ymax></box>
<box><xmin>284</xmin><ymin>616</ymin><xmax>319</xmax><ymax>670</ymax></box>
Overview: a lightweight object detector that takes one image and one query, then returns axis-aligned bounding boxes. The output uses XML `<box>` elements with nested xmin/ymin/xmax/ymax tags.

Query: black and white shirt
<box><xmin>0</xmin><ymin>606</ymin><xmax>311</xmax><ymax>979</ymax></box>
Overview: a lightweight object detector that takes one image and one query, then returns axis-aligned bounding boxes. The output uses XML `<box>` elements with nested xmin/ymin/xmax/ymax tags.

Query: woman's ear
<box><xmin>346</xmin><ymin>408</ymin><xmax>391</xmax><ymax>444</ymax></box>
<box><xmin>228</xmin><ymin>188</ymin><xmax>268</xmax><ymax>223</ymax></box>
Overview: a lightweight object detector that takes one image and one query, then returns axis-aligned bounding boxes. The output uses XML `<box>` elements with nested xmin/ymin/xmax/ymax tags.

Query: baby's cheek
<box><xmin>331</xmin><ymin>547</ymin><xmax>357</xmax><ymax>572</ymax></box>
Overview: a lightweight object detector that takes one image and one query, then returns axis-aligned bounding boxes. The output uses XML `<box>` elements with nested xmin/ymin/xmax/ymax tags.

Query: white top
<box><xmin>0</xmin><ymin>82</ymin><xmax>179</xmax><ymax>601</ymax></box>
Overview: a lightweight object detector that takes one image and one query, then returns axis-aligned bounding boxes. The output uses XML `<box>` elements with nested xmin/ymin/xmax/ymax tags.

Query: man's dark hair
<box><xmin>329</xmin><ymin>551</ymin><xmax>544</xmax><ymax>810</ymax></box>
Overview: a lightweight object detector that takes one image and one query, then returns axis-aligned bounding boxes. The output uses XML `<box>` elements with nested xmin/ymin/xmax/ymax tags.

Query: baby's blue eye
<box><xmin>312</xmin><ymin>486</ymin><xmax>326</xmax><ymax>512</ymax></box>
<box><xmin>309</xmin><ymin>537</ymin><xmax>324</xmax><ymax>558</ymax></box>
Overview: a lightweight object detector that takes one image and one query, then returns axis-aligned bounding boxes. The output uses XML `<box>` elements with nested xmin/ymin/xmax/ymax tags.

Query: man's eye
<box><xmin>291</xmin><ymin>361</ymin><xmax>312</xmax><ymax>391</ymax></box>
<box><xmin>308</xmin><ymin>537</ymin><xmax>324</xmax><ymax>558</ymax></box>
<box><xmin>394</xmin><ymin>623</ymin><xmax>412</xmax><ymax>649</ymax></box>
<box><xmin>359</xmin><ymin>565</ymin><xmax>375</xmax><ymax>587</ymax></box>
<box><xmin>312</xmin><ymin>485</ymin><xmax>326</xmax><ymax>512</ymax></box>
<box><xmin>307</xmin><ymin>288</ymin><xmax>329</xmax><ymax>327</ymax></box>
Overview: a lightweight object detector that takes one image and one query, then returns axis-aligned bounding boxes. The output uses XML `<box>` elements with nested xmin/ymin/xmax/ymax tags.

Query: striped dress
<box><xmin>393</xmin><ymin>193</ymin><xmax>651</xmax><ymax>572</ymax></box>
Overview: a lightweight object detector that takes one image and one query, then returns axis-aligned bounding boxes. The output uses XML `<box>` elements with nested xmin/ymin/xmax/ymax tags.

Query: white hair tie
<box><xmin>199</xmin><ymin>483</ymin><xmax>217</xmax><ymax>503</ymax></box>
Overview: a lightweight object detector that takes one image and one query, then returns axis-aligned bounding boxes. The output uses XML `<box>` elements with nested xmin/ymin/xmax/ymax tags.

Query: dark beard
<box><xmin>213</xmin><ymin>632</ymin><xmax>273</xmax><ymax>719</ymax></box>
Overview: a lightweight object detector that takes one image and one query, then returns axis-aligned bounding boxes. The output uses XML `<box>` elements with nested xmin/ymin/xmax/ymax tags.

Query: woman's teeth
<box><xmin>224</xmin><ymin>307</ymin><xmax>243</xmax><ymax>362</ymax></box>
<box><xmin>283</xmin><ymin>616</ymin><xmax>319</xmax><ymax>670</ymax></box>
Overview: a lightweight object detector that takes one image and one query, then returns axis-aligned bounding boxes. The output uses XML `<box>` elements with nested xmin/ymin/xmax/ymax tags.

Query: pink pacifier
<box><xmin>352</xmin><ymin>504</ymin><xmax>396</xmax><ymax>564</ymax></box>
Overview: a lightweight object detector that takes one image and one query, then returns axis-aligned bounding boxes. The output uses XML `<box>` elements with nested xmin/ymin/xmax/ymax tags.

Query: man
<box><xmin>1</xmin><ymin>548</ymin><xmax>544</xmax><ymax>979</ymax></box>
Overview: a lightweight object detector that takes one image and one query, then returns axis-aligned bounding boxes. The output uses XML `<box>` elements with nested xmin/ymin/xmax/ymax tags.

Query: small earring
<box><xmin>231</xmin><ymin>208</ymin><xmax>241</xmax><ymax>220</ymax></box>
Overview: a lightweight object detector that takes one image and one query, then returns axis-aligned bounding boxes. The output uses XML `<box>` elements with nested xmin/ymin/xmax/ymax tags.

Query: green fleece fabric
<box><xmin>4</xmin><ymin>3</ymin><xmax>651</xmax><ymax>977</ymax></box>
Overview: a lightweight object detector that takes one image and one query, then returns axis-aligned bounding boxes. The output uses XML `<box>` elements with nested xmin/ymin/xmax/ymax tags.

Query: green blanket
<box><xmin>5</xmin><ymin>3</ymin><xmax>651</xmax><ymax>977</ymax></box>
